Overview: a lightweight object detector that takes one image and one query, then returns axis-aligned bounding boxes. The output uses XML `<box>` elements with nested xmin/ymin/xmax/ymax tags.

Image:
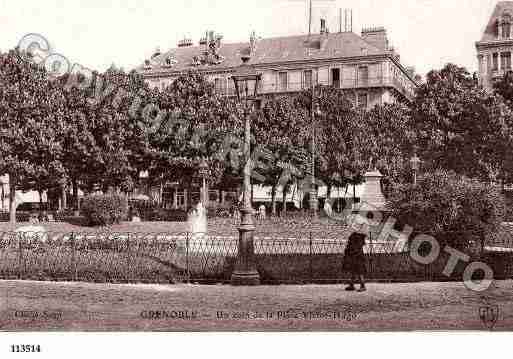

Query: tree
<box><xmin>363</xmin><ymin>103</ymin><xmax>416</xmax><ymax>193</ymax></box>
<box><xmin>388</xmin><ymin>170</ymin><xmax>504</xmax><ymax>253</ymax></box>
<box><xmin>312</xmin><ymin>86</ymin><xmax>369</xmax><ymax>199</ymax></box>
<box><xmin>145</xmin><ymin>71</ymin><xmax>243</xmax><ymax>208</ymax></box>
<box><xmin>256</xmin><ymin>96</ymin><xmax>310</xmax><ymax>214</ymax></box>
<box><xmin>413</xmin><ymin>63</ymin><xmax>513</xmax><ymax>182</ymax></box>
<box><xmin>0</xmin><ymin>49</ymin><xmax>65</xmax><ymax>224</ymax></box>
<box><xmin>87</xmin><ymin>68</ymin><xmax>153</xmax><ymax>194</ymax></box>
<box><xmin>493</xmin><ymin>70</ymin><xmax>513</xmax><ymax>106</ymax></box>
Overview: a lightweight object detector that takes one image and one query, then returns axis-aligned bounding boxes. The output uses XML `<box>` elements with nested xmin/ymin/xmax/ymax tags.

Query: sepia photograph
<box><xmin>0</xmin><ymin>0</ymin><xmax>512</xmax><ymax>356</ymax></box>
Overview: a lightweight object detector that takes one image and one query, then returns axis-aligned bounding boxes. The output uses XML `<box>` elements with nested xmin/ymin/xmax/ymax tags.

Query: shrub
<box><xmin>81</xmin><ymin>194</ymin><xmax>128</xmax><ymax>226</ymax></box>
<box><xmin>387</xmin><ymin>170</ymin><xmax>505</xmax><ymax>253</ymax></box>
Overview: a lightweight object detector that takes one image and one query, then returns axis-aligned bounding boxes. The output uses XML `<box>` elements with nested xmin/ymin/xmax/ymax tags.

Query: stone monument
<box><xmin>360</xmin><ymin>170</ymin><xmax>387</xmax><ymax>211</ymax></box>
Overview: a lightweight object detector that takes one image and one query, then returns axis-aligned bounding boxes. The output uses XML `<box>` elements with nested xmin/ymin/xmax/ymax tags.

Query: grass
<box><xmin>0</xmin><ymin>216</ymin><xmax>351</xmax><ymax>239</ymax></box>
<box><xmin>1</xmin><ymin>217</ymin><xmax>513</xmax><ymax>284</ymax></box>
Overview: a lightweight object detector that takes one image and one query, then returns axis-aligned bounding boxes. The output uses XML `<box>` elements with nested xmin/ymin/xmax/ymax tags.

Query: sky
<box><xmin>0</xmin><ymin>0</ymin><xmax>501</xmax><ymax>77</ymax></box>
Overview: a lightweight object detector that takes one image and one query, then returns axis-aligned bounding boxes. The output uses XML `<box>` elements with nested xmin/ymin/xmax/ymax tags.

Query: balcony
<box><xmin>215</xmin><ymin>76</ymin><xmax>415</xmax><ymax>100</ymax></box>
<box><xmin>491</xmin><ymin>68</ymin><xmax>512</xmax><ymax>79</ymax></box>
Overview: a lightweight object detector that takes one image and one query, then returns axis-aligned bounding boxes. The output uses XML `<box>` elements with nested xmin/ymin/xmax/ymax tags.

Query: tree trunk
<box><xmin>1</xmin><ymin>183</ymin><xmax>4</xmax><ymax>211</ymax></box>
<box><xmin>72</xmin><ymin>179</ymin><xmax>79</xmax><ymax>210</ymax></box>
<box><xmin>187</xmin><ymin>182</ymin><xmax>192</xmax><ymax>211</ymax></box>
<box><xmin>61</xmin><ymin>185</ymin><xmax>67</xmax><ymax>210</ymax></box>
<box><xmin>291</xmin><ymin>181</ymin><xmax>297</xmax><ymax>210</ymax></box>
<box><xmin>159</xmin><ymin>182</ymin><xmax>164</xmax><ymax>207</ymax></box>
<box><xmin>282</xmin><ymin>185</ymin><xmax>287</xmax><ymax>217</ymax></box>
<box><xmin>38</xmin><ymin>190</ymin><xmax>43</xmax><ymax>206</ymax></box>
<box><xmin>271</xmin><ymin>185</ymin><xmax>277</xmax><ymax>215</ymax></box>
<box><xmin>327</xmin><ymin>184</ymin><xmax>332</xmax><ymax>199</ymax></box>
<box><xmin>353</xmin><ymin>182</ymin><xmax>356</xmax><ymax>208</ymax></box>
<box><xmin>9</xmin><ymin>177</ymin><xmax>16</xmax><ymax>225</ymax></box>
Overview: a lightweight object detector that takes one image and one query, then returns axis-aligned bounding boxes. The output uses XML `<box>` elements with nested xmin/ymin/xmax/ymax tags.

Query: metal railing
<box><xmin>216</xmin><ymin>76</ymin><xmax>415</xmax><ymax>100</ymax></box>
<box><xmin>0</xmin><ymin>230</ymin><xmax>509</xmax><ymax>284</ymax></box>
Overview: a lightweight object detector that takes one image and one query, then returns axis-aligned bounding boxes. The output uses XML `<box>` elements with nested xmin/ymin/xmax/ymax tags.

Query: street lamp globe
<box><xmin>197</xmin><ymin>158</ymin><xmax>210</xmax><ymax>206</ymax></box>
<box><xmin>231</xmin><ymin>55</ymin><xmax>262</xmax><ymax>103</ymax></box>
<box><xmin>410</xmin><ymin>153</ymin><xmax>421</xmax><ymax>172</ymax></box>
<box><xmin>198</xmin><ymin>158</ymin><xmax>210</xmax><ymax>179</ymax></box>
<box><xmin>410</xmin><ymin>151</ymin><xmax>421</xmax><ymax>185</ymax></box>
<box><xmin>315</xmin><ymin>102</ymin><xmax>322</xmax><ymax>117</ymax></box>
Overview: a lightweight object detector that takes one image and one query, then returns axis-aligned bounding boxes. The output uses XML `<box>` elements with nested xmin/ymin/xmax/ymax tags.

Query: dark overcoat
<box><xmin>343</xmin><ymin>232</ymin><xmax>367</xmax><ymax>274</ymax></box>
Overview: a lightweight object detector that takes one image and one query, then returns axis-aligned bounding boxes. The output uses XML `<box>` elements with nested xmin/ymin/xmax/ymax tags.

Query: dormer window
<box><xmin>163</xmin><ymin>55</ymin><xmax>178</xmax><ymax>67</ymax></box>
<box><xmin>499</xmin><ymin>13</ymin><xmax>512</xmax><ymax>39</ymax></box>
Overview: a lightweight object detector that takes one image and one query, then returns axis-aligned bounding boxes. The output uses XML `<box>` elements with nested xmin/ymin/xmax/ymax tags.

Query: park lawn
<box><xmin>0</xmin><ymin>218</ymin><xmax>350</xmax><ymax>239</ymax></box>
<box><xmin>0</xmin><ymin>221</ymin><xmax>190</xmax><ymax>234</ymax></box>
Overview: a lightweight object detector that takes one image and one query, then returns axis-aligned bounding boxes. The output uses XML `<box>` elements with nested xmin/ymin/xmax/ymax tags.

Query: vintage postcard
<box><xmin>0</xmin><ymin>0</ymin><xmax>512</xmax><ymax>355</ymax></box>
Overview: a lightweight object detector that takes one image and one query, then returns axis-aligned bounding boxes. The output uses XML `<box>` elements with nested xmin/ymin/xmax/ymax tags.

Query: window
<box><xmin>278</xmin><ymin>72</ymin><xmax>288</xmax><ymax>91</ymax></box>
<box><xmin>493</xmin><ymin>53</ymin><xmax>499</xmax><ymax>71</ymax></box>
<box><xmin>214</xmin><ymin>78</ymin><xmax>227</xmax><ymax>95</ymax></box>
<box><xmin>478</xmin><ymin>55</ymin><xmax>485</xmax><ymax>74</ymax></box>
<box><xmin>346</xmin><ymin>92</ymin><xmax>356</xmax><ymax>107</ymax></box>
<box><xmin>504</xmin><ymin>22</ymin><xmax>512</xmax><ymax>38</ymax></box>
<box><xmin>502</xmin><ymin>52</ymin><xmax>512</xmax><ymax>71</ymax></box>
<box><xmin>357</xmin><ymin>92</ymin><xmax>368</xmax><ymax>109</ymax></box>
<box><xmin>303</xmin><ymin>70</ymin><xmax>313</xmax><ymax>89</ymax></box>
<box><xmin>331</xmin><ymin>68</ymin><xmax>340</xmax><ymax>88</ymax></box>
<box><xmin>503</xmin><ymin>14</ymin><xmax>512</xmax><ymax>38</ymax></box>
<box><xmin>227</xmin><ymin>78</ymin><xmax>236</xmax><ymax>96</ymax></box>
<box><xmin>358</xmin><ymin>66</ymin><xmax>369</xmax><ymax>86</ymax></box>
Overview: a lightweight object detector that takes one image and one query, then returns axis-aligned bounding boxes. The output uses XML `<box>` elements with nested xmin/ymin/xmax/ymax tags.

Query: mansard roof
<box><xmin>480</xmin><ymin>1</ymin><xmax>513</xmax><ymax>42</ymax></box>
<box><xmin>138</xmin><ymin>31</ymin><xmax>391</xmax><ymax>74</ymax></box>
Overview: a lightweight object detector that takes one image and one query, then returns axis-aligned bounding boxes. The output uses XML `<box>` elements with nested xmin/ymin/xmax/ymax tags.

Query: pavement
<box><xmin>0</xmin><ymin>279</ymin><xmax>512</xmax><ymax>331</ymax></box>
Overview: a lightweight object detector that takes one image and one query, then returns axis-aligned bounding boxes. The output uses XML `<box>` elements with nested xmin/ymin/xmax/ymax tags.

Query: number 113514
<box><xmin>10</xmin><ymin>345</ymin><xmax>41</xmax><ymax>353</ymax></box>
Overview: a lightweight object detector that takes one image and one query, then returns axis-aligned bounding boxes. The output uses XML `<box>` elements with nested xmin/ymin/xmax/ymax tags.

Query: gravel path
<box><xmin>0</xmin><ymin>280</ymin><xmax>512</xmax><ymax>331</ymax></box>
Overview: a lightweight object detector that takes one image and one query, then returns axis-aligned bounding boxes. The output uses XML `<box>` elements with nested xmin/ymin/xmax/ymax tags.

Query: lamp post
<box><xmin>0</xmin><ymin>179</ymin><xmax>3</xmax><ymax>212</ymax></box>
<box><xmin>198</xmin><ymin>158</ymin><xmax>210</xmax><ymax>207</ymax></box>
<box><xmin>309</xmin><ymin>94</ymin><xmax>322</xmax><ymax>217</ymax></box>
<box><xmin>410</xmin><ymin>151</ymin><xmax>421</xmax><ymax>185</ymax></box>
<box><xmin>230</xmin><ymin>54</ymin><xmax>262</xmax><ymax>286</ymax></box>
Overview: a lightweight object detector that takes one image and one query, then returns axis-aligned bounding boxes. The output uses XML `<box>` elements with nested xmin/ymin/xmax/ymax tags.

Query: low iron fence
<box><xmin>0</xmin><ymin>231</ymin><xmax>511</xmax><ymax>284</ymax></box>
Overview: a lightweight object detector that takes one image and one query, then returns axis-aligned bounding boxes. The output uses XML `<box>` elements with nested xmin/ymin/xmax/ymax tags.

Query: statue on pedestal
<box><xmin>188</xmin><ymin>201</ymin><xmax>208</xmax><ymax>239</ymax></box>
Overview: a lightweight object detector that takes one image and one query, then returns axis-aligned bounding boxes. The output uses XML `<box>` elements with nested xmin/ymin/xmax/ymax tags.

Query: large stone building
<box><xmin>477</xmin><ymin>1</ymin><xmax>513</xmax><ymax>90</ymax></box>
<box><xmin>136</xmin><ymin>19</ymin><xmax>419</xmax><ymax>211</ymax></box>
<box><xmin>137</xmin><ymin>20</ymin><xmax>419</xmax><ymax>108</ymax></box>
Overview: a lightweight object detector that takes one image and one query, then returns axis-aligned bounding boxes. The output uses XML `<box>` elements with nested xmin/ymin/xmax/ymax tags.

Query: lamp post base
<box><xmin>230</xmin><ymin>271</ymin><xmax>261</xmax><ymax>286</ymax></box>
<box><xmin>231</xmin><ymin>208</ymin><xmax>260</xmax><ymax>286</ymax></box>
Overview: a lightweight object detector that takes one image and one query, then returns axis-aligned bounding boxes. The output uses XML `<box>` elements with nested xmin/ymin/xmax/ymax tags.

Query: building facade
<box><xmin>477</xmin><ymin>1</ymin><xmax>513</xmax><ymax>90</ymax></box>
<box><xmin>136</xmin><ymin>21</ymin><xmax>419</xmax><ymax>210</ymax></box>
<box><xmin>137</xmin><ymin>22</ymin><xmax>419</xmax><ymax>108</ymax></box>
<box><xmin>0</xmin><ymin>175</ymin><xmax>45</xmax><ymax>212</ymax></box>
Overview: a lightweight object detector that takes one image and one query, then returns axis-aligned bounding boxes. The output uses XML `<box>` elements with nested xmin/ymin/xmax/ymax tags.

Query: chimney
<box><xmin>215</xmin><ymin>33</ymin><xmax>223</xmax><ymax>48</ymax></box>
<box><xmin>250</xmin><ymin>31</ymin><xmax>258</xmax><ymax>53</ymax></box>
<box><xmin>178</xmin><ymin>38</ymin><xmax>193</xmax><ymax>47</ymax></box>
<box><xmin>320</xmin><ymin>18</ymin><xmax>327</xmax><ymax>34</ymax></box>
<box><xmin>361</xmin><ymin>27</ymin><xmax>389</xmax><ymax>50</ymax></box>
